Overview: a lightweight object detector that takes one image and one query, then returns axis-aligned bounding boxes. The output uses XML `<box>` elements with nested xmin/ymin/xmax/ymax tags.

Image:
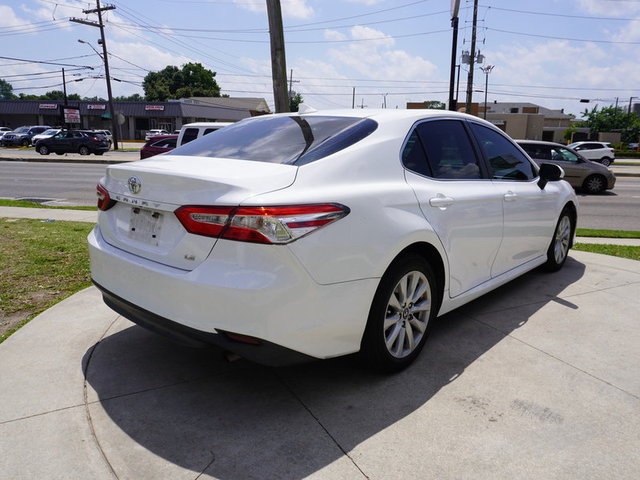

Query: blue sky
<box><xmin>2</xmin><ymin>0</ymin><xmax>640</xmax><ymax>117</ymax></box>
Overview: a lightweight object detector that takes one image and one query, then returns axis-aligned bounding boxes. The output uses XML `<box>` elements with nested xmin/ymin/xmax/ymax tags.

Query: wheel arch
<box><xmin>383</xmin><ymin>241</ymin><xmax>446</xmax><ymax>315</ymax></box>
<box><xmin>562</xmin><ymin>201</ymin><xmax>578</xmax><ymax>248</ymax></box>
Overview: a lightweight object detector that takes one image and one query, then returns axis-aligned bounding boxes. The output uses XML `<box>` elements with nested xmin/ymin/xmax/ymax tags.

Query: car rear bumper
<box><xmin>93</xmin><ymin>280</ymin><xmax>316</xmax><ymax>366</ymax></box>
<box><xmin>88</xmin><ymin>224</ymin><xmax>378</xmax><ymax>363</ymax></box>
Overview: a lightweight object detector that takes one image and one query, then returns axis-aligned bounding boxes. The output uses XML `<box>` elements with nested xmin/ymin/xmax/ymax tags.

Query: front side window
<box><xmin>405</xmin><ymin>120</ymin><xmax>481</xmax><ymax>179</ymax></box>
<box><xmin>170</xmin><ymin>115</ymin><xmax>377</xmax><ymax>165</ymax></box>
<box><xmin>470</xmin><ymin>123</ymin><xmax>535</xmax><ymax>181</ymax></box>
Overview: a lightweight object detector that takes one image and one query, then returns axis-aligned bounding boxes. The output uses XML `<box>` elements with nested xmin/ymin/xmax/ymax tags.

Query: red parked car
<box><xmin>140</xmin><ymin>134</ymin><xmax>178</xmax><ymax>159</ymax></box>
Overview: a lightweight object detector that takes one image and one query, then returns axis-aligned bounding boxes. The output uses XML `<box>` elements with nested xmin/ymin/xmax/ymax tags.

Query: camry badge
<box><xmin>127</xmin><ymin>176</ymin><xmax>142</xmax><ymax>194</ymax></box>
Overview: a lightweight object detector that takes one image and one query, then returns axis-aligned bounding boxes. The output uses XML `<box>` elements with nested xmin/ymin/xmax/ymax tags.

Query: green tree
<box><xmin>114</xmin><ymin>93</ymin><xmax>144</xmax><ymax>101</ymax></box>
<box><xmin>424</xmin><ymin>100</ymin><xmax>446</xmax><ymax>109</ymax></box>
<box><xmin>289</xmin><ymin>92</ymin><xmax>303</xmax><ymax>112</ymax></box>
<box><xmin>0</xmin><ymin>79</ymin><xmax>17</xmax><ymax>100</ymax></box>
<box><xmin>142</xmin><ymin>62</ymin><xmax>221</xmax><ymax>101</ymax></box>
<box><xmin>581</xmin><ymin>105</ymin><xmax>640</xmax><ymax>143</ymax></box>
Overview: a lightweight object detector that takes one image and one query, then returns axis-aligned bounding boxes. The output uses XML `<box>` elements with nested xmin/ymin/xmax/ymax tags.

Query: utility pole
<box><xmin>70</xmin><ymin>1</ymin><xmax>119</xmax><ymax>149</ymax></box>
<box><xmin>61</xmin><ymin>68</ymin><xmax>68</xmax><ymax>129</ymax></box>
<box><xmin>448</xmin><ymin>0</ymin><xmax>460</xmax><ymax>111</ymax></box>
<box><xmin>266</xmin><ymin>0</ymin><xmax>289</xmax><ymax>113</ymax></box>
<box><xmin>352</xmin><ymin>87</ymin><xmax>356</xmax><ymax>109</ymax></box>
<box><xmin>465</xmin><ymin>0</ymin><xmax>479</xmax><ymax>114</ymax></box>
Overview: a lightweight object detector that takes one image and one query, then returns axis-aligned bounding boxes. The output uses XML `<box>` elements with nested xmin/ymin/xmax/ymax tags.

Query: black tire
<box><xmin>600</xmin><ymin>157</ymin><xmax>611</xmax><ymax>167</ymax></box>
<box><xmin>360</xmin><ymin>254</ymin><xmax>438</xmax><ymax>371</ymax></box>
<box><xmin>543</xmin><ymin>208</ymin><xmax>574</xmax><ymax>272</ymax></box>
<box><xmin>38</xmin><ymin>145</ymin><xmax>50</xmax><ymax>155</ymax></box>
<box><xmin>21</xmin><ymin>139</ymin><xmax>30</xmax><ymax>147</ymax></box>
<box><xmin>582</xmin><ymin>174</ymin><xmax>606</xmax><ymax>194</ymax></box>
<box><xmin>78</xmin><ymin>146</ymin><xmax>90</xmax><ymax>155</ymax></box>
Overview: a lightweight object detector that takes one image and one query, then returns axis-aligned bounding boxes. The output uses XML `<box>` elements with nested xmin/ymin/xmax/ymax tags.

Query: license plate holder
<box><xmin>128</xmin><ymin>207</ymin><xmax>163</xmax><ymax>246</ymax></box>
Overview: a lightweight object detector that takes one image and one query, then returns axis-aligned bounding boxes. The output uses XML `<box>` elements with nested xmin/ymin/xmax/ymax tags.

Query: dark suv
<box><xmin>35</xmin><ymin>130</ymin><xmax>110</xmax><ymax>156</ymax></box>
<box><xmin>1</xmin><ymin>126</ymin><xmax>52</xmax><ymax>147</ymax></box>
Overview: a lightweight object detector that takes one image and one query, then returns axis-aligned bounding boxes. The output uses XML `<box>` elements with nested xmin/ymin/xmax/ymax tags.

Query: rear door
<box><xmin>403</xmin><ymin>119</ymin><xmax>504</xmax><ymax>298</ymax></box>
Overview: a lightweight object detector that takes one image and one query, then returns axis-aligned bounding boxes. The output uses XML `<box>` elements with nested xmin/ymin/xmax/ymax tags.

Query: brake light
<box><xmin>175</xmin><ymin>204</ymin><xmax>349</xmax><ymax>244</ymax></box>
<box><xmin>96</xmin><ymin>183</ymin><xmax>115</xmax><ymax>211</ymax></box>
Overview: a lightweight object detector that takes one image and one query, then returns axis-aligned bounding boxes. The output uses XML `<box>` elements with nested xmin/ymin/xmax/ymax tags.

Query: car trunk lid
<box><xmin>97</xmin><ymin>155</ymin><xmax>298</xmax><ymax>270</ymax></box>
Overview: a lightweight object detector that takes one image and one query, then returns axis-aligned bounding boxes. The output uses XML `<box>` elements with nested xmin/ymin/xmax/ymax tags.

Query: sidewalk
<box><xmin>1</xmin><ymin>250</ymin><xmax>639</xmax><ymax>479</ymax></box>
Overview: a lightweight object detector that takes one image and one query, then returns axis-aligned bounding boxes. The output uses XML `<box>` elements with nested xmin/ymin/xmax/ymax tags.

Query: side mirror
<box><xmin>538</xmin><ymin>163</ymin><xmax>564</xmax><ymax>189</ymax></box>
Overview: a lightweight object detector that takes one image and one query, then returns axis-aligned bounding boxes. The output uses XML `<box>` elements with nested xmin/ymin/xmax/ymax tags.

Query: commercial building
<box><xmin>0</xmin><ymin>97</ymin><xmax>270</xmax><ymax>141</ymax></box>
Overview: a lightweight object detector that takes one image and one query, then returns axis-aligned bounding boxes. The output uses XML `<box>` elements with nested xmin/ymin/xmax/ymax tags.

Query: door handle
<box><xmin>429</xmin><ymin>195</ymin><xmax>455</xmax><ymax>208</ymax></box>
<box><xmin>503</xmin><ymin>191</ymin><xmax>517</xmax><ymax>202</ymax></box>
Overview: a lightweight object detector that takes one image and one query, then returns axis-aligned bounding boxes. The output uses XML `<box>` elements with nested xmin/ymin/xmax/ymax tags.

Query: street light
<box><xmin>480</xmin><ymin>65</ymin><xmax>494</xmax><ymax>119</ymax></box>
<box><xmin>78</xmin><ymin>39</ymin><xmax>102</xmax><ymax>58</ymax></box>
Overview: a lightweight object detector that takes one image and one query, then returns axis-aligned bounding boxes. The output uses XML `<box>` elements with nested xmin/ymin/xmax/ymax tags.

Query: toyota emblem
<box><xmin>127</xmin><ymin>176</ymin><xmax>142</xmax><ymax>194</ymax></box>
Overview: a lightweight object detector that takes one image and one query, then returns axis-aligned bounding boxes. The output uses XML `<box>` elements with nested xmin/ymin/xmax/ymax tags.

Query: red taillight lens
<box><xmin>175</xmin><ymin>204</ymin><xmax>349</xmax><ymax>244</ymax></box>
<box><xmin>96</xmin><ymin>183</ymin><xmax>115</xmax><ymax>211</ymax></box>
<box><xmin>174</xmin><ymin>206</ymin><xmax>234</xmax><ymax>238</ymax></box>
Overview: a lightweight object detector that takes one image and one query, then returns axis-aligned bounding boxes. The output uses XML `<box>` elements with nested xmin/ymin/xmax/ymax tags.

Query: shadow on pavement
<box><xmin>83</xmin><ymin>257</ymin><xmax>586</xmax><ymax>479</ymax></box>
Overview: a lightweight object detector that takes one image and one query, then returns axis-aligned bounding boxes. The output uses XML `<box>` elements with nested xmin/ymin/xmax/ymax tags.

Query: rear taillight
<box><xmin>175</xmin><ymin>204</ymin><xmax>349</xmax><ymax>244</ymax></box>
<box><xmin>96</xmin><ymin>183</ymin><xmax>115</xmax><ymax>211</ymax></box>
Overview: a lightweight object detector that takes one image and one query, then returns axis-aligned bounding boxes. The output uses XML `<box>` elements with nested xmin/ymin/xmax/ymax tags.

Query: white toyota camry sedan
<box><xmin>88</xmin><ymin>109</ymin><xmax>578</xmax><ymax>370</ymax></box>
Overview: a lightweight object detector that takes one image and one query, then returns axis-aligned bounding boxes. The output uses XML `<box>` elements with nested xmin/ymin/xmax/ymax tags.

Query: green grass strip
<box><xmin>576</xmin><ymin>228</ymin><xmax>640</xmax><ymax>239</ymax></box>
<box><xmin>573</xmin><ymin>243</ymin><xmax>640</xmax><ymax>262</ymax></box>
<box><xmin>0</xmin><ymin>199</ymin><xmax>96</xmax><ymax>211</ymax></box>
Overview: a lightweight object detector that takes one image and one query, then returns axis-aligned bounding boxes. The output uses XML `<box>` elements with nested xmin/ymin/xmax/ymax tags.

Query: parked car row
<box><xmin>36</xmin><ymin>129</ymin><xmax>111</xmax><ymax>156</ymax></box>
<box><xmin>140</xmin><ymin>122</ymin><xmax>231</xmax><ymax>159</ymax></box>
<box><xmin>0</xmin><ymin>125</ymin><xmax>113</xmax><ymax>150</ymax></box>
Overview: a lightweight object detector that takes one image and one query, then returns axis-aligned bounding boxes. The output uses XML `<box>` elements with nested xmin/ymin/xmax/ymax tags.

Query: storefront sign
<box><xmin>145</xmin><ymin>105</ymin><xmax>165</xmax><ymax>111</ymax></box>
<box><xmin>64</xmin><ymin>108</ymin><xmax>81</xmax><ymax>124</ymax></box>
<box><xmin>39</xmin><ymin>104</ymin><xmax>58</xmax><ymax>110</ymax></box>
<box><xmin>87</xmin><ymin>104</ymin><xmax>106</xmax><ymax>110</ymax></box>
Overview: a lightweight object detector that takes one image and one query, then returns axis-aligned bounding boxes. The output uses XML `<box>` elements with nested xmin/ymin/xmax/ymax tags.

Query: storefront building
<box><xmin>0</xmin><ymin>97</ymin><xmax>270</xmax><ymax>140</ymax></box>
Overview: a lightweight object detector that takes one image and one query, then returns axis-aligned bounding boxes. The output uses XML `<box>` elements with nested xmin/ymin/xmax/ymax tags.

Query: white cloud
<box><xmin>324</xmin><ymin>29</ymin><xmax>348</xmax><ymax>41</ymax></box>
<box><xmin>233</xmin><ymin>0</ymin><xmax>314</xmax><ymax>19</ymax></box>
<box><xmin>328</xmin><ymin>26</ymin><xmax>437</xmax><ymax>81</ymax></box>
<box><xmin>574</xmin><ymin>0</ymin><xmax>640</xmax><ymax>16</ymax></box>
<box><xmin>0</xmin><ymin>5</ymin><xmax>27</xmax><ymax>27</ymax></box>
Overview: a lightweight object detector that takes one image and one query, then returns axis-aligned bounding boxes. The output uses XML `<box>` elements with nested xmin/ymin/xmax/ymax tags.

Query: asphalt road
<box><xmin>0</xmin><ymin>160</ymin><xmax>639</xmax><ymax>230</ymax></box>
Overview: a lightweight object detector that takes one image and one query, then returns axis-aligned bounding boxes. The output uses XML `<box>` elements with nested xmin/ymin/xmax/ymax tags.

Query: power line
<box><xmin>486</xmin><ymin>27</ymin><xmax>640</xmax><ymax>45</ymax></box>
<box><xmin>0</xmin><ymin>55</ymin><xmax>95</xmax><ymax>69</ymax></box>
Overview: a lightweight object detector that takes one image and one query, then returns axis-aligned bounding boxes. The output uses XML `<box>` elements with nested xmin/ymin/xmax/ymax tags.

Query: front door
<box><xmin>402</xmin><ymin>119</ymin><xmax>504</xmax><ymax>298</ymax></box>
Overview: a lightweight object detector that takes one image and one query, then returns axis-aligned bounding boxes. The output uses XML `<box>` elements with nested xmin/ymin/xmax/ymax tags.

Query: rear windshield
<box><xmin>168</xmin><ymin>115</ymin><xmax>378</xmax><ymax>165</ymax></box>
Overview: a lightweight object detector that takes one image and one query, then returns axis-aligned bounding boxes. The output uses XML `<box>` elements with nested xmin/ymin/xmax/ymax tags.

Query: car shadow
<box><xmin>83</xmin><ymin>257</ymin><xmax>586</xmax><ymax>479</ymax></box>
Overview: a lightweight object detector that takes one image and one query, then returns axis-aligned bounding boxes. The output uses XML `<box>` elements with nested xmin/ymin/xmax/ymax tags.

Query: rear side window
<box><xmin>203</xmin><ymin>128</ymin><xmax>217</xmax><ymax>135</ymax></box>
<box><xmin>151</xmin><ymin>138</ymin><xmax>177</xmax><ymax>148</ymax></box>
<box><xmin>520</xmin><ymin>143</ymin><xmax>551</xmax><ymax>160</ymax></box>
<box><xmin>181</xmin><ymin>128</ymin><xmax>199</xmax><ymax>145</ymax></box>
<box><xmin>170</xmin><ymin>115</ymin><xmax>378</xmax><ymax>165</ymax></box>
<box><xmin>470</xmin><ymin>123</ymin><xmax>535</xmax><ymax>181</ymax></box>
<box><xmin>403</xmin><ymin>120</ymin><xmax>481</xmax><ymax>179</ymax></box>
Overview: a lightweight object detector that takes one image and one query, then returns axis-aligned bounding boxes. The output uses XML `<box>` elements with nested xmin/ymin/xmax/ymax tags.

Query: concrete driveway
<box><xmin>1</xmin><ymin>250</ymin><xmax>639</xmax><ymax>479</ymax></box>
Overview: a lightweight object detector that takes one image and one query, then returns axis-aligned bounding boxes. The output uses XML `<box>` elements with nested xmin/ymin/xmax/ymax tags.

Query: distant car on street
<box><xmin>145</xmin><ymin>129</ymin><xmax>170</xmax><ymax>141</ymax></box>
<box><xmin>140</xmin><ymin>134</ymin><xmax>178</xmax><ymax>159</ymax></box>
<box><xmin>568</xmin><ymin>141</ymin><xmax>615</xmax><ymax>166</ymax></box>
<box><xmin>31</xmin><ymin>128</ymin><xmax>61</xmax><ymax>144</ymax></box>
<box><xmin>35</xmin><ymin>129</ymin><xmax>110</xmax><ymax>156</ymax></box>
<box><xmin>627</xmin><ymin>142</ymin><xmax>638</xmax><ymax>151</ymax></box>
<box><xmin>518</xmin><ymin>140</ymin><xmax>615</xmax><ymax>194</ymax></box>
<box><xmin>1</xmin><ymin>125</ymin><xmax>52</xmax><ymax>147</ymax></box>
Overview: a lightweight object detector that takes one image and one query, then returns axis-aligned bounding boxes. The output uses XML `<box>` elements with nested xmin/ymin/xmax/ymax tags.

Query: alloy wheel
<box><xmin>384</xmin><ymin>270</ymin><xmax>431</xmax><ymax>359</ymax></box>
<box><xmin>553</xmin><ymin>215</ymin><xmax>571</xmax><ymax>265</ymax></box>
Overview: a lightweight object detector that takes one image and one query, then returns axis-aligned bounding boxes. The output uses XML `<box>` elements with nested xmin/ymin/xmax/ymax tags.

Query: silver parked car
<box><xmin>518</xmin><ymin>140</ymin><xmax>615</xmax><ymax>194</ymax></box>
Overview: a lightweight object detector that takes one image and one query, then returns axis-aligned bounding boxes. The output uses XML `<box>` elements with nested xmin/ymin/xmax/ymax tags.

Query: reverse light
<box><xmin>96</xmin><ymin>183</ymin><xmax>115</xmax><ymax>211</ymax></box>
<box><xmin>175</xmin><ymin>204</ymin><xmax>349</xmax><ymax>244</ymax></box>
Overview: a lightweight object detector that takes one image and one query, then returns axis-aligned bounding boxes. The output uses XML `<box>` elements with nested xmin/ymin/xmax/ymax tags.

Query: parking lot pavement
<box><xmin>1</xmin><ymin>250</ymin><xmax>639</xmax><ymax>479</ymax></box>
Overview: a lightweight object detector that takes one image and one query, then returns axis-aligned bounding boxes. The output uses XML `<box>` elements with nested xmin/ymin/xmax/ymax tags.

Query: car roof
<box><xmin>515</xmin><ymin>139</ymin><xmax>567</xmax><ymax>147</ymax></box>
